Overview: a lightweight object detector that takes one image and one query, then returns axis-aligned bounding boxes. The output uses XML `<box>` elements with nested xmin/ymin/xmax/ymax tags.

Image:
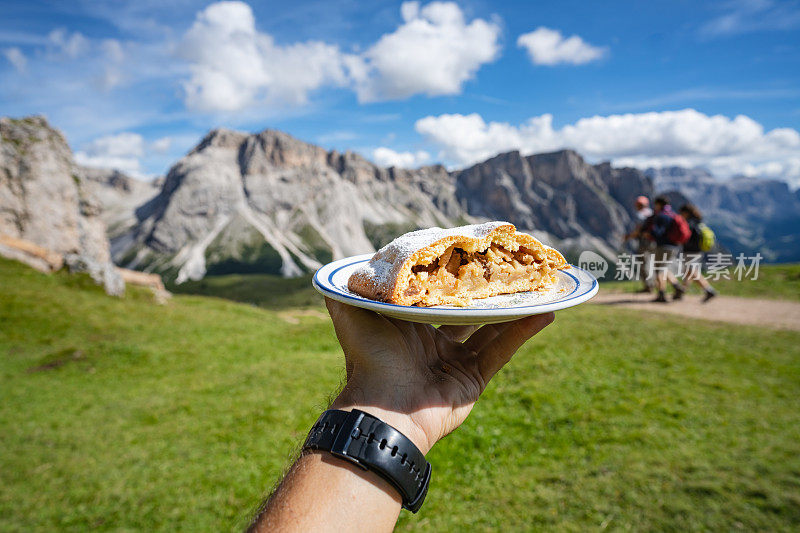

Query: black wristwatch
<box><xmin>302</xmin><ymin>409</ymin><xmax>431</xmax><ymax>513</ymax></box>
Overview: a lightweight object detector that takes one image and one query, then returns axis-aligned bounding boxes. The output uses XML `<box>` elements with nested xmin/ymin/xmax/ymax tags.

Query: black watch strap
<box><xmin>302</xmin><ymin>409</ymin><xmax>431</xmax><ymax>513</ymax></box>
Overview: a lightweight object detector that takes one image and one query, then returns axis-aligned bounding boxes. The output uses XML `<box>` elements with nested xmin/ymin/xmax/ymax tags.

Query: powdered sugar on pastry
<box><xmin>354</xmin><ymin>222</ymin><xmax>508</xmax><ymax>285</ymax></box>
<box><xmin>348</xmin><ymin>221</ymin><xmax>567</xmax><ymax>307</ymax></box>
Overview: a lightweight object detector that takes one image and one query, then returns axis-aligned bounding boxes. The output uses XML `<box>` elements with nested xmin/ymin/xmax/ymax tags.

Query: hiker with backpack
<box><xmin>623</xmin><ymin>196</ymin><xmax>655</xmax><ymax>293</ymax></box>
<box><xmin>678</xmin><ymin>203</ymin><xmax>718</xmax><ymax>302</ymax></box>
<box><xmin>642</xmin><ymin>196</ymin><xmax>691</xmax><ymax>302</ymax></box>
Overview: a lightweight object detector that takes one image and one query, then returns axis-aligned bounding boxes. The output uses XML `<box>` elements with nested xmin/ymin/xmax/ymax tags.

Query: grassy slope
<box><xmin>1</xmin><ymin>257</ymin><xmax>799</xmax><ymax>531</ymax></box>
<box><xmin>169</xmin><ymin>273</ymin><xmax>320</xmax><ymax>310</ymax></box>
<box><xmin>604</xmin><ymin>263</ymin><xmax>800</xmax><ymax>301</ymax></box>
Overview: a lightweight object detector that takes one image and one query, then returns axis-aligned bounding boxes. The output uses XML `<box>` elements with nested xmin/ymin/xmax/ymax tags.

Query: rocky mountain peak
<box><xmin>192</xmin><ymin>128</ymin><xmax>249</xmax><ymax>153</ymax></box>
<box><xmin>0</xmin><ymin>116</ymin><xmax>123</xmax><ymax>294</ymax></box>
<box><xmin>535</xmin><ymin>148</ymin><xmax>583</xmax><ymax>161</ymax></box>
<box><xmin>526</xmin><ymin>149</ymin><xmax>594</xmax><ymax>187</ymax></box>
<box><xmin>79</xmin><ymin>166</ymin><xmax>140</xmax><ymax>192</ymax></box>
<box><xmin>245</xmin><ymin>128</ymin><xmax>330</xmax><ymax>170</ymax></box>
<box><xmin>1</xmin><ymin>115</ymin><xmax>68</xmax><ymax>147</ymax></box>
<box><xmin>113</xmin><ymin>126</ymin><xmax>463</xmax><ymax>282</ymax></box>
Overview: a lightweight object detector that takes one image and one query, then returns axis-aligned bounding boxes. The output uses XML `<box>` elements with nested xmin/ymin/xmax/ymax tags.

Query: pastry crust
<box><xmin>348</xmin><ymin>221</ymin><xmax>568</xmax><ymax>306</ymax></box>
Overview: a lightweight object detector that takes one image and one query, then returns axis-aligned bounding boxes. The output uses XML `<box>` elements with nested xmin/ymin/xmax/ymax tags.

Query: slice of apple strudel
<box><xmin>347</xmin><ymin>221</ymin><xmax>568</xmax><ymax>307</ymax></box>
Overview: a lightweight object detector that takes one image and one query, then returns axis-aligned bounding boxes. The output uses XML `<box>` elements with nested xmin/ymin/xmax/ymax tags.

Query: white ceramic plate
<box><xmin>313</xmin><ymin>253</ymin><xmax>599</xmax><ymax>325</ymax></box>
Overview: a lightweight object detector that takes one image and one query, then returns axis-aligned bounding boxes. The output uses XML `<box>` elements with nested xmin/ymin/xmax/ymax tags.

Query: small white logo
<box><xmin>578</xmin><ymin>250</ymin><xmax>608</xmax><ymax>279</ymax></box>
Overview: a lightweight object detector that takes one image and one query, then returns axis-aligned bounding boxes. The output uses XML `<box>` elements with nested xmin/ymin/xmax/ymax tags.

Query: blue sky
<box><xmin>1</xmin><ymin>0</ymin><xmax>799</xmax><ymax>184</ymax></box>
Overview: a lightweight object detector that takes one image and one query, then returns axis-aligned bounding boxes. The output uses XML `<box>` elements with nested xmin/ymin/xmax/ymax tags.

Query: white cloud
<box><xmin>2</xmin><ymin>47</ymin><xmax>26</xmax><ymax>72</ymax></box>
<box><xmin>47</xmin><ymin>29</ymin><xmax>89</xmax><ymax>59</ymax></box>
<box><xmin>517</xmin><ymin>27</ymin><xmax>606</xmax><ymax>66</ymax></box>
<box><xmin>350</xmin><ymin>1</ymin><xmax>501</xmax><ymax>101</ymax></box>
<box><xmin>372</xmin><ymin>147</ymin><xmax>431</xmax><ymax>168</ymax></box>
<box><xmin>101</xmin><ymin>39</ymin><xmax>125</xmax><ymax>63</ymax></box>
<box><xmin>98</xmin><ymin>39</ymin><xmax>126</xmax><ymax>90</ymax></box>
<box><xmin>414</xmin><ymin>109</ymin><xmax>800</xmax><ymax>185</ymax></box>
<box><xmin>150</xmin><ymin>136</ymin><xmax>173</xmax><ymax>153</ymax></box>
<box><xmin>180</xmin><ymin>1</ymin><xmax>349</xmax><ymax>112</ymax></box>
<box><xmin>700</xmin><ymin>0</ymin><xmax>800</xmax><ymax>38</ymax></box>
<box><xmin>74</xmin><ymin>132</ymin><xmax>146</xmax><ymax>176</ymax></box>
<box><xmin>415</xmin><ymin>113</ymin><xmax>560</xmax><ymax>165</ymax></box>
<box><xmin>178</xmin><ymin>1</ymin><xmax>501</xmax><ymax>111</ymax></box>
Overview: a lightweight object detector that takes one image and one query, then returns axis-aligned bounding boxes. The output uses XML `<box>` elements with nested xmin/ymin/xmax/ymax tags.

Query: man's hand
<box><xmin>251</xmin><ymin>300</ymin><xmax>554</xmax><ymax>532</ymax></box>
<box><xmin>327</xmin><ymin>297</ymin><xmax>555</xmax><ymax>454</ymax></box>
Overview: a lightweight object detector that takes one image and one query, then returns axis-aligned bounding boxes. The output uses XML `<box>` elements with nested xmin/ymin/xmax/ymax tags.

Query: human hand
<box><xmin>325</xmin><ymin>298</ymin><xmax>554</xmax><ymax>454</ymax></box>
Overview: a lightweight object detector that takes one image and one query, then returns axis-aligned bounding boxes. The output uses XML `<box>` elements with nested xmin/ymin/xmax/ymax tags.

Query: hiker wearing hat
<box><xmin>641</xmin><ymin>196</ymin><xmax>691</xmax><ymax>302</ymax></box>
<box><xmin>624</xmin><ymin>196</ymin><xmax>655</xmax><ymax>293</ymax></box>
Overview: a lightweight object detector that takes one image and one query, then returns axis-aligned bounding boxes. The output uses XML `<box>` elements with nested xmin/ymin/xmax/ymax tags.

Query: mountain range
<box><xmin>2</xmin><ymin>116</ymin><xmax>798</xmax><ymax>286</ymax></box>
<box><xmin>109</xmin><ymin>127</ymin><xmax>660</xmax><ymax>281</ymax></box>
<box><xmin>647</xmin><ymin>167</ymin><xmax>800</xmax><ymax>262</ymax></box>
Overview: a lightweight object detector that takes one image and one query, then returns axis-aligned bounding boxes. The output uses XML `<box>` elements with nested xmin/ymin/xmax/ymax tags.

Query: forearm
<box><xmin>251</xmin><ymin>395</ymin><xmax>431</xmax><ymax>533</ymax></box>
<box><xmin>250</xmin><ymin>449</ymin><xmax>402</xmax><ymax>533</ymax></box>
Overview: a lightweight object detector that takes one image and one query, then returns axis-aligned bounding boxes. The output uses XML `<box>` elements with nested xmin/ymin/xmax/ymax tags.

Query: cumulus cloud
<box><xmin>415</xmin><ymin>113</ymin><xmax>558</xmax><ymax>164</ymax></box>
<box><xmin>350</xmin><ymin>1</ymin><xmax>501</xmax><ymax>101</ymax></box>
<box><xmin>178</xmin><ymin>1</ymin><xmax>501</xmax><ymax>111</ymax></box>
<box><xmin>2</xmin><ymin>47</ymin><xmax>26</xmax><ymax>72</ymax></box>
<box><xmin>74</xmin><ymin>132</ymin><xmax>146</xmax><ymax>176</ymax></box>
<box><xmin>415</xmin><ymin>109</ymin><xmax>800</xmax><ymax>184</ymax></box>
<box><xmin>180</xmin><ymin>1</ymin><xmax>349</xmax><ymax>112</ymax></box>
<box><xmin>372</xmin><ymin>147</ymin><xmax>431</xmax><ymax>168</ymax></box>
<box><xmin>517</xmin><ymin>27</ymin><xmax>606</xmax><ymax>65</ymax></box>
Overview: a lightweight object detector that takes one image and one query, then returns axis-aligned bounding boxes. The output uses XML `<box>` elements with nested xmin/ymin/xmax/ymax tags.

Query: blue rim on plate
<box><xmin>313</xmin><ymin>253</ymin><xmax>599</xmax><ymax>325</ymax></box>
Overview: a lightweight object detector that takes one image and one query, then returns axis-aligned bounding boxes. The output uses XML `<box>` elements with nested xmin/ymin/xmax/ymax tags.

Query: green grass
<box><xmin>1</xmin><ymin>257</ymin><xmax>799</xmax><ymax>531</ymax></box>
<box><xmin>169</xmin><ymin>273</ymin><xmax>321</xmax><ymax>310</ymax></box>
<box><xmin>605</xmin><ymin>262</ymin><xmax>800</xmax><ymax>301</ymax></box>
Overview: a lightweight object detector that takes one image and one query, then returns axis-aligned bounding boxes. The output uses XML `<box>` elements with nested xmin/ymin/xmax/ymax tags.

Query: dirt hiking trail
<box><xmin>591</xmin><ymin>288</ymin><xmax>800</xmax><ymax>331</ymax></box>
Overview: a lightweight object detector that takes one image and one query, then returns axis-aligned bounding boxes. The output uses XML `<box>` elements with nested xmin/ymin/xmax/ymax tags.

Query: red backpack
<box><xmin>666</xmin><ymin>213</ymin><xmax>692</xmax><ymax>245</ymax></box>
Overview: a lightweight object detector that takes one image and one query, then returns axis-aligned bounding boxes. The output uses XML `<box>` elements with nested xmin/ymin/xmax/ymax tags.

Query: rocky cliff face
<box><xmin>648</xmin><ymin>167</ymin><xmax>800</xmax><ymax>261</ymax></box>
<box><xmin>114</xmin><ymin>128</ymin><xmax>465</xmax><ymax>282</ymax></box>
<box><xmin>77</xmin><ymin>166</ymin><xmax>160</xmax><ymax>241</ymax></box>
<box><xmin>0</xmin><ymin>116</ymin><xmax>123</xmax><ymax>294</ymax></box>
<box><xmin>454</xmin><ymin>149</ymin><xmax>653</xmax><ymax>259</ymax></box>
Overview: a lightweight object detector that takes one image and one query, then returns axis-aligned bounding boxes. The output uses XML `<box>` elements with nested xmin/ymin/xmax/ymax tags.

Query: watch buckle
<box><xmin>329</xmin><ymin>409</ymin><xmax>367</xmax><ymax>469</ymax></box>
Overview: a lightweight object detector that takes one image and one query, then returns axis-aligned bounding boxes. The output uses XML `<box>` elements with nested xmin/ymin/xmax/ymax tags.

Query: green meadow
<box><xmin>1</xmin><ymin>257</ymin><xmax>799</xmax><ymax>531</ymax></box>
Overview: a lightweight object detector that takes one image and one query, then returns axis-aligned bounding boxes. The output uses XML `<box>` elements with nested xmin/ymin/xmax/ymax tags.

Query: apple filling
<box><xmin>402</xmin><ymin>243</ymin><xmax>557</xmax><ymax>306</ymax></box>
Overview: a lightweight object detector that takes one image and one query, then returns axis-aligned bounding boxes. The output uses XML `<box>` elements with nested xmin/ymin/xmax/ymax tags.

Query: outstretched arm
<box><xmin>249</xmin><ymin>298</ymin><xmax>554</xmax><ymax>532</ymax></box>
